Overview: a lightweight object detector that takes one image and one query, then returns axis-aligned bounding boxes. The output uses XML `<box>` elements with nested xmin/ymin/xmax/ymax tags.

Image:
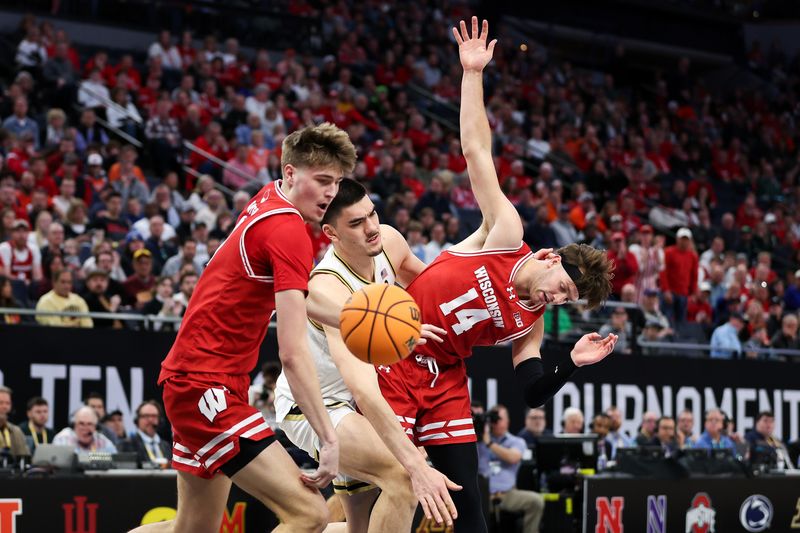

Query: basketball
<box><xmin>340</xmin><ymin>283</ymin><xmax>422</xmax><ymax>365</ymax></box>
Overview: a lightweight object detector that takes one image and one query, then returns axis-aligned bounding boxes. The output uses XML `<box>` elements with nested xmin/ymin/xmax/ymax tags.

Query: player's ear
<box><xmin>547</xmin><ymin>255</ymin><xmax>562</xmax><ymax>268</ymax></box>
<box><xmin>322</xmin><ymin>223</ymin><xmax>337</xmax><ymax>242</ymax></box>
<box><xmin>283</xmin><ymin>164</ymin><xmax>295</xmax><ymax>185</ymax></box>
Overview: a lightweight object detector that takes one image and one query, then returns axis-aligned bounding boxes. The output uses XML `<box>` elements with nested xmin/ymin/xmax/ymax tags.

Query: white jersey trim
<box><xmin>239</xmin><ymin>207</ymin><xmax>301</xmax><ymax>280</ymax></box>
<box><xmin>508</xmin><ymin>251</ymin><xmax>534</xmax><ymax>283</ymax></box>
<box><xmin>445</xmin><ymin>243</ymin><xmax>524</xmax><ymax>257</ymax></box>
<box><xmin>496</xmin><ymin>323</ymin><xmax>535</xmax><ymax>344</ymax></box>
<box><xmin>195</xmin><ymin>412</ymin><xmax>263</xmax><ymax>459</ymax></box>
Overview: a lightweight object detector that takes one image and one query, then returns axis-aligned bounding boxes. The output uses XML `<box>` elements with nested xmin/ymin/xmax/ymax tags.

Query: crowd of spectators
<box><xmin>0</xmin><ymin>4</ymin><xmax>800</xmax><ymax>360</ymax></box>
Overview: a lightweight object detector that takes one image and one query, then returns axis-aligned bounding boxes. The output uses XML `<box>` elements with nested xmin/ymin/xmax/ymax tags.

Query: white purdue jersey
<box><xmin>274</xmin><ymin>246</ymin><xmax>396</xmax><ymax>421</ymax></box>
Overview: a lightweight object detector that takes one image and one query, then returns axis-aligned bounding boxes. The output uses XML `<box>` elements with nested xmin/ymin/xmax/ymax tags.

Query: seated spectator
<box><xmin>422</xmin><ymin>221</ymin><xmax>452</xmax><ymax>264</ymax></box>
<box><xmin>649</xmin><ymin>416</ymin><xmax>679</xmax><ymax>456</ymax></box>
<box><xmin>551</xmin><ymin>204</ymin><xmax>580</xmax><ymax>248</ymax></box>
<box><xmin>120</xmin><ymin>401</ymin><xmax>171</xmax><ymax>466</ymax></box>
<box><xmin>195</xmin><ymin>189</ymin><xmax>228</xmax><ymax>231</ymax></box>
<box><xmin>74</xmin><ymin>108</ymin><xmax>109</xmax><ymax>153</ymax></box>
<box><xmin>642</xmin><ymin>289</ymin><xmax>672</xmax><ymax>331</ymax></box>
<box><xmin>677</xmin><ymin>410</ymin><xmax>697</xmax><ymax>448</ymax></box>
<box><xmin>0</xmin><ymin>386</ymin><xmax>30</xmax><ymax>458</ymax></box>
<box><xmin>605</xmin><ymin>406</ymin><xmax>634</xmax><ymax>457</ymax></box>
<box><xmin>112</xmin><ymin>158</ymin><xmax>150</xmax><ymax>209</ymax></box>
<box><xmin>20</xmin><ymin>396</ymin><xmax>53</xmax><ymax>450</ymax></box>
<box><xmin>161</xmin><ymin>238</ymin><xmax>204</xmax><ymax>279</ymax></box>
<box><xmin>637</xmin><ymin>320</ymin><xmax>670</xmax><ymax>356</ymax></box>
<box><xmin>562</xmin><ymin>407</ymin><xmax>584</xmax><ymax>434</ymax></box>
<box><xmin>743</xmin><ymin>326</ymin><xmax>770</xmax><ymax>360</ymax></box>
<box><xmin>248</xmin><ymin>362</ymin><xmax>282</xmax><ymax>430</ymax></box>
<box><xmin>599</xmin><ymin>306</ymin><xmax>631</xmax><ymax>354</ymax></box>
<box><xmin>78</xmin><ymin>68</ymin><xmax>110</xmax><ymax>110</ymax></box>
<box><xmin>148</xmin><ymin>30</ymin><xmax>182</xmax><ymax>71</ymax></box>
<box><xmin>477</xmin><ymin>405</ymin><xmax>544</xmax><ymax>533</ymax></box>
<box><xmin>81</xmin><ymin>269</ymin><xmax>122</xmax><ymax>329</ymax></box>
<box><xmin>223</xmin><ymin>144</ymin><xmax>257</xmax><ymax>190</ymax></box>
<box><xmin>144</xmin><ymin>99</ymin><xmax>181</xmax><ymax>177</ymax></box>
<box><xmin>590</xmin><ymin>413</ymin><xmax>612</xmax><ymax>457</ymax></box>
<box><xmin>769</xmin><ymin>313</ymin><xmax>800</xmax><ymax>361</ymax></box>
<box><xmin>100</xmin><ymin>410</ymin><xmax>127</xmax><ymax>443</ymax></box>
<box><xmin>745</xmin><ymin>411</ymin><xmax>795</xmax><ymax>470</ymax></box>
<box><xmin>173</xmin><ymin>271</ymin><xmax>198</xmax><ymax>310</ymax></box>
<box><xmin>35</xmin><ymin>269</ymin><xmax>92</xmax><ymax>328</ymax></box>
<box><xmin>710</xmin><ymin>312</ymin><xmax>745</xmax><ymax>359</ymax></box>
<box><xmin>106</xmin><ymin>86</ymin><xmax>142</xmax><ymax>138</ymax></box>
<box><xmin>144</xmin><ymin>215</ymin><xmax>177</xmax><ymax>275</ymax></box>
<box><xmin>3</xmin><ymin>96</ymin><xmax>40</xmax><ymax>150</ymax></box>
<box><xmin>687</xmin><ymin>281</ymin><xmax>714</xmax><ymax>329</ymax></box>
<box><xmin>0</xmin><ymin>275</ymin><xmax>23</xmax><ymax>324</ymax></box>
<box><xmin>695</xmin><ymin>408</ymin><xmax>735</xmax><ymax>451</ymax></box>
<box><xmin>517</xmin><ymin>407</ymin><xmax>550</xmax><ymax>447</ymax></box>
<box><xmin>123</xmin><ymin>249</ymin><xmax>155</xmax><ymax>310</ymax></box>
<box><xmin>0</xmin><ymin>219</ymin><xmax>43</xmax><ymax>286</ymax></box>
<box><xmin>15</xmin><ymin>24</ymin><xmax>47</xmax><ymax>70</ymax></box>
<box><xmin>635</xmin><ymin>411</ymin><xmax>659</xmax><ymax>446</ymax></box>
<box><xmin>53</xmin><ymin>406</ymin><xmax>117</xmax><ymax>455</ymax></box>
<box><xmin>142</xmin><ymin>276</ymin><xmax>182</xmax><ymax>331</ymax></box>
<box><xmin>620</xmin><ymin>283</ymin><xmax>646</xmax><ymax>331</ymax></box>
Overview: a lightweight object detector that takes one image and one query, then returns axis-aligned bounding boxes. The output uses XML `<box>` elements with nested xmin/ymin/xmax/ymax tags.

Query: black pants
<box><xmin>426</xmin><ymin>443</ymin><xmax>488</xmax><ymax>533</ymax></box>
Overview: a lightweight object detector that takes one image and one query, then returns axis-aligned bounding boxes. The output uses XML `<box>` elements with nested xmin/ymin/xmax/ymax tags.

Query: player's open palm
<box><xmin>410</xmin><ymin>463</ymin><xmax>462</xmax><ymax>527</ymax></box>
<box><xmin>453</xmin><ymin>16</ymin><xmax>497</xmax><ymax>73</ymax></box>
<box><xmin>570</xmin><ymin>332</ymin><xmax>618</xmax><ymax>366</ymax></box>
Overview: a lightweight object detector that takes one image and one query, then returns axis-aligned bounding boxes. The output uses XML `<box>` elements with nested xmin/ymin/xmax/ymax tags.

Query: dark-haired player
<box><xmin>131</xmin><ymin>123</ymin><xmax>356</xmax><ymax>533</ymax></box>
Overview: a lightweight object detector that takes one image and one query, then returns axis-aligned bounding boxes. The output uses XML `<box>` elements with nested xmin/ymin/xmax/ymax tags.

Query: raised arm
<box><xmin>451</xmin><ymin>17</ymin><xmax>523</xmax><ymax>250</ymax></box>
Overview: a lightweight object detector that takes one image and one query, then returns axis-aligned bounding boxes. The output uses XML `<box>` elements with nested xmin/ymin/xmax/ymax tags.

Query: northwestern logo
<box><xmin>473</xmin><ymin>266</ymin><xmax>504</xmax><ymax>328</ymax></box>
<box><xmin>685</xmin><ymin>493</ymin><xmax>715</xmax><ymax>533</ymax></box>
<box><xmin>740</xmin><ymin>495</ymin><xmax>773</xmax><ymax>532</ymax></box>
<box><xmin>647</xmin><ymin>495</ymin><xmax>667</xmax><ymax>533</ymax></box>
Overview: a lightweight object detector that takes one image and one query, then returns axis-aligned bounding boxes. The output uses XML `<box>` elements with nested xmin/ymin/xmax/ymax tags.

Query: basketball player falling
<box><xmin>130</xmin><ymin>124</ymin><xmax>356</xmax><ymax>533</ymax></box>
<box><xmin>372</xmin><ymin>18</ymin><xmax>619</xmax><ymax>532</ymax></box>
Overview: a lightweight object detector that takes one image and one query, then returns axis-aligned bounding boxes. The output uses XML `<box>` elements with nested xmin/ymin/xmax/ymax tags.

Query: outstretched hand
<box><xmin>570</xmin><ymin>332</ymin><xmax>618</xmax><ymax>367</ymax></box>
<box><xmin>452</xmin><ymin>17</ymin><xmax>497</xmax><ymax>72</ymax></box>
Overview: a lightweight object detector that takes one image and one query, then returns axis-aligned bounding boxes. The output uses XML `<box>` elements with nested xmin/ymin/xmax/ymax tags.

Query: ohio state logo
<box><xmin>685</xmin><ymin>493</ymin><xmax>716</xmax><ymax>533</ymax></box>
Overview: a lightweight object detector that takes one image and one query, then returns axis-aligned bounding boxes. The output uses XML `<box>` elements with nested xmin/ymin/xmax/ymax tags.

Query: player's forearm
<box><xmin>280</xmin><ymin>350</ymin><xmax>338</xmax><ymax>444</ymax></box>
<box><xmin>351</xmin><ymin>379</ymin><xmax>427</xmax><ymax>473</ymax></box>
<box><xmin>459</xmin><ymin>70</ymin><xmax>491</xmax><ymax>156</ymax></box>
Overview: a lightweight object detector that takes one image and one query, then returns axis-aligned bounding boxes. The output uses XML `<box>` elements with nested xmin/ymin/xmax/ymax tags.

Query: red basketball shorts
<box><xmin>162</xmin><ymin>372</ymin><xmax>274</xmax><ymax>478</ymax></box>
<box><xmin>377</xmin><ymin>354</ymin><xmax>476</xmax><ymax>446</ymax></box>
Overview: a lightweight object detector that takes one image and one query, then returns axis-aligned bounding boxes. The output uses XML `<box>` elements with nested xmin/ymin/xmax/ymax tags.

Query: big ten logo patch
<box><xmin>647</xmin><ymin>495</ymin><xmax>667</xmax><ymax>533</ymax></box>
<box><xmin>140</xmin><ymin>502</ymin><xmax>246</xmax><ymax>532</ymax></box>
<box><xmin>595</xmin><ymin>496</ymin><xmax>624</xmax><ymax>533</ymax></box>
<box><xmin>0</xmin><ymin>499</ymin><xmax>22</xmax><ymax>533</ymax></box>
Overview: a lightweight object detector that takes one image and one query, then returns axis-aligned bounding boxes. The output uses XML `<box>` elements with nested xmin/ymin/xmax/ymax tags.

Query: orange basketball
<box><xmin>340</xmin><ymin>283</ymin><xmax>422</xmax><ymax>365</ymax></box>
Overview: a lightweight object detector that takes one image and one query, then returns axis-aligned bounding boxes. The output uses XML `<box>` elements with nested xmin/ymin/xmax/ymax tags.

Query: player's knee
<box><xmin>287</xmin><ymin>500</ymin><xmax>329</xmax><ymax>532</ymax></box>
<box><xmin>381</xmin><ymin>464</ymin><xmax>416</xmax><ymax>508</ymax></box>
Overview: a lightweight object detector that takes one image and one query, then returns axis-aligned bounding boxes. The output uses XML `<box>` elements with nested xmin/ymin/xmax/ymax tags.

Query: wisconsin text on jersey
<box><xmin>474</xmin><ymin>265</ymin><xmax>504</xmax><ymax>328</ymax></box>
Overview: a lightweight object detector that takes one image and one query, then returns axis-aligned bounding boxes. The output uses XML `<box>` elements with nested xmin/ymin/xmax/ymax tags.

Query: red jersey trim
<box><xmin>444</xmin><ymin>243</ymin><xmax>525</xmax><ymax>257</ymax></box>
<box><xmin>239</xmin><ymin>207</ymin><xmax>302</xmax><ymax>280</ymax></box>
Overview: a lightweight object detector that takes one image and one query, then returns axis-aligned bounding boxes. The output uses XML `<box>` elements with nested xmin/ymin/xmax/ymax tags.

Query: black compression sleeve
<box><xmin>514</xmin><ymin>356</ymin><xmax>578</xmax><ymax>407</ymax></box>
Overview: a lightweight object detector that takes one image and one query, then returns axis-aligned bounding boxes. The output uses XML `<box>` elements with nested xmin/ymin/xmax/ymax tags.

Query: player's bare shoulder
<box><xmin>379</xmin><ymin>223</ymin><xmax>410</xmax><ymax>263</ymax></box>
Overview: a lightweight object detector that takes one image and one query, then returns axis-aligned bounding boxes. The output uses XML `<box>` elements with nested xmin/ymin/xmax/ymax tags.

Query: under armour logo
<box><xmin>377</xmin><ymin>365</ymin><xmax>391</xmax><ymax>374</ymax></box>
<box><xmin>507</xmin><ymin>287</ymin><xmax>517</xmax><ymax>300</ymax></box>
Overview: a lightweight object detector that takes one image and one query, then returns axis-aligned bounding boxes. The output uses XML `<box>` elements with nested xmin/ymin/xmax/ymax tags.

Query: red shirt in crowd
<box><xmin>607</xmin><ymin>250</ymin><xmax>639</xmax><ymax>296</ymax></box>
<box><xmin>660</xmin><ymin>245</ymin><xmax>699</xmax><ymax>297</ymax></box>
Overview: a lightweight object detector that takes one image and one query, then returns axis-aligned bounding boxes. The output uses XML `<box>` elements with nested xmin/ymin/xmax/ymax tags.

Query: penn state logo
<box><xmin>739</xmin><ymin>495</ymin><xmax>773</xmax><ymax>532</ymax></box>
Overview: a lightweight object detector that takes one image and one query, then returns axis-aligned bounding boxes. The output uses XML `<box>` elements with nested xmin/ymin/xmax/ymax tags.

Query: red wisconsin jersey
<box><xmin>160</xmin><ymin>181</ymin><xmax>312</xmax><ymax>381</ymax></box>
<box><xmin>408</xmin><ymin>244</ymin><xmax>545</xmax><ymax>366</ymax></box>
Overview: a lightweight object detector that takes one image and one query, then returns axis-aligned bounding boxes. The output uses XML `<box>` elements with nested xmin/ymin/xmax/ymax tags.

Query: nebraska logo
<box><xmin>595</xmin><ymin>496</ymin><xmax>624</xmax><ymax>533</ymax></box>
<box><xmin>685</xmin><ymin>493</ymin><xmax>715</xmax><ymax>533</ymax></box>
<box><xmin>63</xmin><ymin>496</ymin><xmax>98</xmax><ymax>533</ymax></box>
<box><xmin>647</xmin><ymin>495</ymin><xmax>667</xmax><ymax>533</ymax></box>
<box><xmin>198</xmin><ymin>387</ymin><xmax>228</xmax><ymax>422</ymax></box>
<box><xmin>0</xmin><ymin>499</ymin><xmax>23</xmax><ymax>533</ymax></box>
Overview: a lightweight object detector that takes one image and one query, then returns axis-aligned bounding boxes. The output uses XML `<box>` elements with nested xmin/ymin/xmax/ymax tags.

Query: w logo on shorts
<box><xmin>198</xmin><ymin>388</ymin><xmax>228</xmax><ymax>422</ymax></box>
